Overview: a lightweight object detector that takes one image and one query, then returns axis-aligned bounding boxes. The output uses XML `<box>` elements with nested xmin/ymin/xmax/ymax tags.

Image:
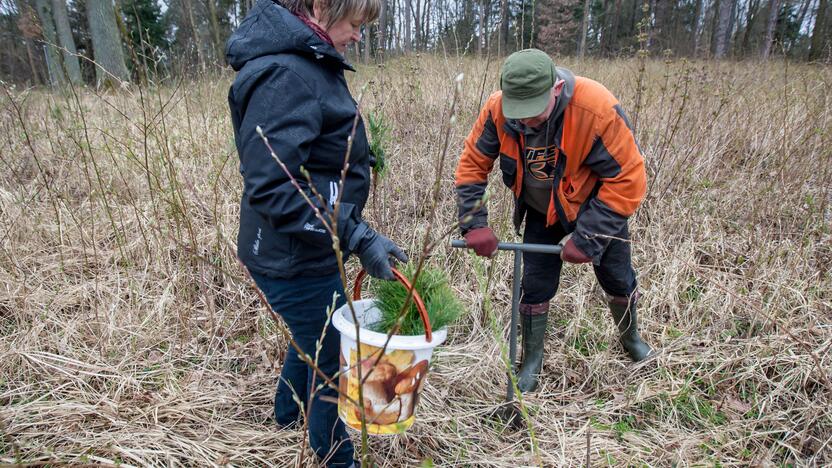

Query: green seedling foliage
<box><xmin>591</xmin><ymin>414</ymin><xmax>638</xmax><ymax>441</ymax></box>
<box><xmin>368</xmin><ymin>264</ymin><xmax>464</xmax><ymax>336</ymax></box>
<box><xmin>367</xmin><ymin>111</ymin><xmax>390</xmax><ymax>178</ymax></box>
<box><xmin>570</xmin><ymin>318</ymin><xmax>607</xmax><ymax>356</ymax></box>
<box><xmin>681</xmin><ymin>276</ymin><xmax>703</xmax><ymax>303</ymax></box>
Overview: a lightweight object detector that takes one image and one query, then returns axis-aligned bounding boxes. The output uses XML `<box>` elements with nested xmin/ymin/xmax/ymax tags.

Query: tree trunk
<box><xmin>25</xmin><ymin>40</ymin><xmax>44</xmax><ymax>85</ymax></box>
<box><xmin>86</xmin><ymin>0</ymin><xmax>130</xmax><ymax>85</ymax></box>
<box><xmin>599</xmin><ymin>0</ymin><xmax>612</xmax><ymax>54</ymax></box>
<box><xmin>710</xmin><ymin>0</ymin><xmax>720</xmax><ymax>55</ymax></box>
<box><xmin>363</xmin><ymin>26</ymin><xmax>371</xmax><ymax>63</ymax></box>
<box><xmin>469</xmin><ymin>0</ymin><xmax>478</xmax><ymax>50</ymax></box>
<box><xmin>51</xmin><ymin>0</ymin><xmax>82</xmax><ymax>83</ymax></box>
<box><xmin>741</xmin><ymin>0</ymin><xmax>760</xmax><ymax>55</ymax></box>
<box><xmin>653</xmin><ymin>0</ymin><xmax>672</xmax><ymax>51</ymax></box>
<box><xmin>412</xmin><ymin>0</ymin><xmax>421</xmax><ymax>49</ymax></box>
<box><xmin>378</xmin><ymin>0</ymin><xmax>387</xmax><ymax>61</ymax></box>
<box><xmin>396</xmin><ymin>0</ymin><xmax>402</xmax><ymax>52</ymax></box>
<box><xmin>422</xmin><ymin>0</ymin><xmax>431</xmax><ymax>49</ymax></box>
<box><xmin>692</xmin><ymin>0</ymin><xmax>704</xmax><ymax>56</ymax></box>
<box><xmin>629</xmin><ymin>0</ymin><xmax>639</xmax><ymax>39</ymax></box>
<box><xmin>388</xmin><ymin>0</ymin><xmax>395</xmax><ymax>51</ymax></box>
<box><xmin>728</xmin><ymin>0</ymin><xmax>738</xmax><ymax>53</ymax></box>
<box><xmin>483</xmin><ymin>0</ymin><xmax>489</xmax><ymax>53</ymax></box>
<box><xmin>183</xmin><ymin>0</ymin><xmax>205</xmax><ymax>67</ymax></box>
<box><xmin>810</xmin><ymin>0</ymin><xmax>828</xmax><ymax>60</ymax></box>
<box><xmin>646</xmin><ymin>0</ymin><xmax>656</xmax><ymax>50</ymax></box>
<box><xmin>206</xmin><ymin>0</ymin><xmax>223</xmax><ymax>62</ymax></box>
<box><xmin>15</xmin><ymin>0</ymin><xmax>45</xmax><ymax>85</ymax></box>
<box><xmin>529</xmin><ymin>0</ymin><xmax>537</xmax><ymax>46</ymax></box>
<box><xmin>33</xmin><ymin>0</ymin><xmax>64</xmax><ymax>85</ymax></box>
<box><xmin>795</xmin><ymin>0</ymin><xmax>811</xmax><ymax>28</ymax></box>
<box><xmin>499</xmin><ymin>0</ymin><xmax>507</xmax><ymax>55</ymax></box>
<box><xmin>477</xmin><ymin>0</ymin><xmax>484</xmax><ymax>55</ymax></box>
<box><xmin>761</xmin><ymin>0</ymin><xmax>781</xmax><ymax>58</ymax></box>
<box><xmin>714</xmin><ymin>0</ymin><xmax>735</xmax><ymax>58</ymax></box>
<box><xmin>404</xmin><ymin>0</ymin><xmax>411</xmax><ymax>52</ymax></box>
<box><xmin>578</xmin><ymin>0</ymin><xmax>590</xmax><ymax>57</ymax></box>
<box><xmin>611</xmin><ymin>0</ymin><xmax>622</xmax><ymax>53</ymax></box>
<box><xmin>519</xmin><ymin>0</ymin><xmax>525</xmax><ymax>49</ymax></box>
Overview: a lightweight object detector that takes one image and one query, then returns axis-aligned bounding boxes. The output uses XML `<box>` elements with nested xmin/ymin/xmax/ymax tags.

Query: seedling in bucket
<box><xmin>331</xmin><ymin>266</ymin><xmax>462</xmax><ymax>435</ymax></box>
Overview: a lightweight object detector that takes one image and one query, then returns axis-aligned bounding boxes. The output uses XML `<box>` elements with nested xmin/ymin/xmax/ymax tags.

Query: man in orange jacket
<box><xmin>455</xmin><ymin>49</ymin><xmax>653</xmax><ymax>393</ymax></box>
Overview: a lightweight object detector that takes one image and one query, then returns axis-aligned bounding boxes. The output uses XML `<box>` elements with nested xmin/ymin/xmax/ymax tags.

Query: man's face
<box><xmin>517</xmin><ymin>80</ymin><xmax>565</xmax><ymax>129</ymax></box>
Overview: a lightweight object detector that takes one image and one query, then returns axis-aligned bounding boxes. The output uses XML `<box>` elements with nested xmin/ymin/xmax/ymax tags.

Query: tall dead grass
<box><xmin>1</xmin><ymin>55</ymin><xmax>830</xmax><ymax>466</ymax></box>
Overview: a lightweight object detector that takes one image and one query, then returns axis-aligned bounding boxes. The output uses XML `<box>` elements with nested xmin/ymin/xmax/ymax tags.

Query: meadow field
<box><xmin>1</xmin><ymin>55</ymin><xmax>830</xmax><ymax>466</ymax></box>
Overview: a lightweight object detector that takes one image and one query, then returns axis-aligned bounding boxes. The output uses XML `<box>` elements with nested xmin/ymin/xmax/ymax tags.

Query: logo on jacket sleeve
<box><xmin>304</xmin><ymin>223</ymin><xmax>326</xmax><ymax>234</ymax></box>
<box><xmin>329</xmin><ymin>181</ymin><xmax>339</xmax><ymax>207</ymax></box>
<box><xmin>252</xmin><ymin>227</ymin><xmax>262</xmax><ymax>256</ymax></box>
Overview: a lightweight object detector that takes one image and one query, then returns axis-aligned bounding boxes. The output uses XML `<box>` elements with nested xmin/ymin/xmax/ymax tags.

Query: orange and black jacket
<box><xmin>454</xmin><ymin>67</ymin><xmax>647</xmax><ymax>264</ymax></box>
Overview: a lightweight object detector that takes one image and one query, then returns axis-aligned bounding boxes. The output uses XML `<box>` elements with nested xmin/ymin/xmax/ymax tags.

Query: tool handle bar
<box><xmin>450</xmin><ymin>239</ymin><xmax>562</xmax><ymax>255</ymax></box>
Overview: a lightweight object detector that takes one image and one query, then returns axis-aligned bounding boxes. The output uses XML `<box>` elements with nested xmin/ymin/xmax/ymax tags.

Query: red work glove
<box><xmin>464</xmin><ymin>227</ymin><xmax>499</xmax><ymax>258</ymax></box>
<box><xmin>560</xmin><ymin>234</ymin><xmax>591</xmax><ymax>264</ymax></box>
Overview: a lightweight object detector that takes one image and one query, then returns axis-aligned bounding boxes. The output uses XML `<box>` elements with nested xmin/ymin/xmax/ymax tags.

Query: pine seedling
<box><xmin>368</xmin><ymin>264</ymin><xmax>464</xmax><ymax>336</ymax></box>
<box><xmin>367</xmin><ymin>111</ymin><xmax>390</xmax><ymax>179</ymax></box>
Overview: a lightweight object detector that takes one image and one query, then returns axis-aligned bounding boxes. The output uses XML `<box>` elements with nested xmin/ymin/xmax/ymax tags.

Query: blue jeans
<box><xmin>250</xmin><ymin>270</ymin><xmax>354</xmax><ymax>467</ymax></box>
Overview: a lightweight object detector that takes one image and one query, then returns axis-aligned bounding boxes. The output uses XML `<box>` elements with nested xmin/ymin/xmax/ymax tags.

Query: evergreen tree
<box><xmin>122</xmin><ymin>0</ymin><xmax>168</xmax><ymax>62</ymax></box>
<box><xmin>535</xmin><ymin>0</ymin><xmax>582</xmax><ymax>56</ymax></box>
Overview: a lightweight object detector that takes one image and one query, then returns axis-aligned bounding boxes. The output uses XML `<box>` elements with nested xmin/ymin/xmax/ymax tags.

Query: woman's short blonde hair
<box><xmin>280</xmin><ymin>0</ymin><xmax>380</xmax><ymax>27</ymax></box>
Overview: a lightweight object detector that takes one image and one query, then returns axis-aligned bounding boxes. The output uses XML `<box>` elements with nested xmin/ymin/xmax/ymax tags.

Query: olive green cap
<box><xmin>500</xmin><ymin>49</ymin><xmax>556</xmax><ymax>119</ymax></box>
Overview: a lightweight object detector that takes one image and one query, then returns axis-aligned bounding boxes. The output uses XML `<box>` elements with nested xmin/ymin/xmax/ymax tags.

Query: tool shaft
<box><xmin>451</xmin><ymin>239</ymin><xmax>560</xmax><ymax>402</ymax></box>
<box><xmin>450</xmin><ymin>239</ymin><xmax>562</xmax><ymax>255</ymax></box>
<box><xmin>507</xmin><ymin>250</ymin><xmax>521</xmax><ymax>402</ymax></box>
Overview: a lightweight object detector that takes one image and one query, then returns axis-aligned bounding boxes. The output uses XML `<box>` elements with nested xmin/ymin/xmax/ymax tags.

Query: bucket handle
<box><xmin>352</xmin><ymin>268</ymin><xmax>433</xmax><ymax>342</ymax></box>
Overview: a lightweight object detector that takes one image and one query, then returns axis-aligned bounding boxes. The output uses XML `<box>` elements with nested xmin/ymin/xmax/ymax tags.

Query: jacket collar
<box><xmin>226</xmin><ymin>0</ymin><xmax>354</xmax><ymax>72</ymax></box>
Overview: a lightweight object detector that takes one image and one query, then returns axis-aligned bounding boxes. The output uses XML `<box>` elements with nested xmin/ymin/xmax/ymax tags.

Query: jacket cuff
<box><xmin>460</xmin><ymin>218</ymin><xmax>488</xmax><ymax>236</ymax></box>
<box><xmin>571</xmin><ymin>233</ymin><xmax>603</xmax><ymax>265</ymax></box>
<box><xmin>347</xmin><ymin>221</ymin><xmax>372</xmax><ymax>252</ymax></box>
<box><xmin>456</xmin><ymin>183</ymin><xmax>488</xmax><ymax>234</ymax></box>
<box><xmin>335</xmin><ymin>202</ymin><xmax>362</xmax><ymax>250</ymax></box>
<box><xmin>573</xmin><ymin>197</ymin><xmax>628</xmax><ymax>264</ymax></box>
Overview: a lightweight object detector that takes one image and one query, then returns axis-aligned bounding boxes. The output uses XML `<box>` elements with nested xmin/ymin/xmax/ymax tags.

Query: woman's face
<box><xmin>312</xmin><ymin>4</ymin><xmax>364</xmax><ymax>55</ymax></box>
<box><xmin>325</xmin><ymin>14</ymin><xmax>363</xmax><ymax>54</ymax></box>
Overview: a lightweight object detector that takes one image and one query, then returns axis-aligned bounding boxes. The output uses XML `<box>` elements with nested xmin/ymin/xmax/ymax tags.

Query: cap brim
<box><xmin>502</xmin><ymin>89</ymin><xmax>551</xmax><ymax>120</ymax></box>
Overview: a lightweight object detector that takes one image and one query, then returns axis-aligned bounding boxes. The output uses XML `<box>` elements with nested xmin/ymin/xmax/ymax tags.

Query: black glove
<box><xmin>349</xmin><ymin>223</ymin><xmax>408</xmax><ymax>280</ymax></box>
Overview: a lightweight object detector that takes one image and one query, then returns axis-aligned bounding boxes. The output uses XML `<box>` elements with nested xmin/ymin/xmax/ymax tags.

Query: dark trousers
<box><xmin>521</xmin><ymin>208</ymin><xmax>637</xmax><ymax>304</ymax></box>
<box><xmin>250</xmin><ymin>271</ymin><xmax>354</xmax><ymax>467</ymax></box>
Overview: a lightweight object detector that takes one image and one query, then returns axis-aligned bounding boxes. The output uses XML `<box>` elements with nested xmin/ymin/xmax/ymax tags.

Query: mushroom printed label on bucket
<box><xmin>331</xmin><ymin>297</ymin><xmax>447</xmax><ymax>436</ymax></box>
<box><xmin>338</xmin><ymin>343</ymin><xmax>431</xmax><ymax>435</ymax></box>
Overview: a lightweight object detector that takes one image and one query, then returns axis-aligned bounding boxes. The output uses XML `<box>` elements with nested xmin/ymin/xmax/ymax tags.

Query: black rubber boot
<box><xmin>609</xmin><ymin>293</ymin><xmax>652</xmax><ymax>361</ymax></box>
<box><xmin>517</xmin><ymin>302</ymin><xmax>549</xmax><ymax>393</ymax></box>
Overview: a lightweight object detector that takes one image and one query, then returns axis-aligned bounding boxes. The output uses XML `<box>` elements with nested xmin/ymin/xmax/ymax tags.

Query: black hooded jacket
<box><xmin>227</xmin><ymin>0</ymin><xmax>371</xmax><ymax>278</ymax></box>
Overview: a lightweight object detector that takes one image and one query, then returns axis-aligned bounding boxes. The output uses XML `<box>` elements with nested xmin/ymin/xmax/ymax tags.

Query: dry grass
<box><xmin>1</xmin><ymin>55</ymin><xmax>830</xmax><ymax>466</ymax></box>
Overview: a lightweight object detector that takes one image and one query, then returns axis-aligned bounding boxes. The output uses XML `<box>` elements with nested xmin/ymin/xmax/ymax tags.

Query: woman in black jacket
<box><xmin>227</xmin><ymin>0</ymin><xmax>404</xmax><ymax>465</ymax></box>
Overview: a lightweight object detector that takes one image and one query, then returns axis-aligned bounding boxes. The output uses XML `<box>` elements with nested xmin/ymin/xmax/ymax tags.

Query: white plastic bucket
<box><xmin>331</xmin><ymin>274</ymin><xmax>447</xmax><ymax>435</ymax></box>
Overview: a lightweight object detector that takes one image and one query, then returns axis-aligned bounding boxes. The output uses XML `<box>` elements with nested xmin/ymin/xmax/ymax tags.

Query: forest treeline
<box><xmin>0</xmin><ymin>0</ymin><xmax>829</xmax><ymax>86</ymax></box>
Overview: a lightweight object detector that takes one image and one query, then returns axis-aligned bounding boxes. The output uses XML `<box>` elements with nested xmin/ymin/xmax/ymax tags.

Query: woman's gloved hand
<box><xmin>349</xmin><ymin>223</ymin><xmax>408</xmax><ymax>280</ymax></box>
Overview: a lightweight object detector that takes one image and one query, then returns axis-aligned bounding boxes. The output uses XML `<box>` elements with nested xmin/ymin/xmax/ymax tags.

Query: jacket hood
<box><xmin>551</xmin><ymin>66</ymin><xmax>575</xmax><ymax>122</ymax></box>
<box><xmin>225</xmin><ymin>0</ymin><xmax>352</xmax><ymax>72</ymax></box>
